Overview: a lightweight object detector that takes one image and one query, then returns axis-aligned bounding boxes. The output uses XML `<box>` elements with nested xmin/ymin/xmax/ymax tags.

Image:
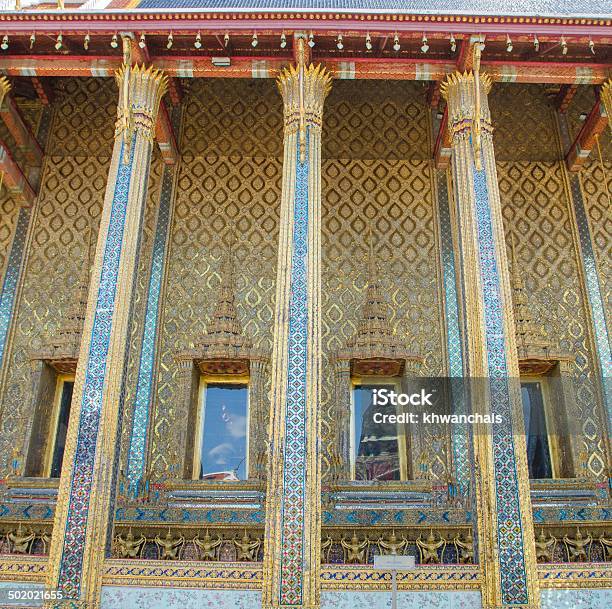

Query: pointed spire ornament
<box><xmin>195</xmin><ymin>227</ymin><xmax>251</xmax><ymax>356</ymax></box>
<box><xmin>55</xmin><ymin>228</ymin><xmax>93</xmax><ymax>355</ymax></box>
<box><xmin>30</xmin><ymin>228</ymin><xmax>94</xmax><ymax>371</ymax></box>
<box><xmin>334</xmin><ymin>225</ymin><xmax>421</xmax><ymax>377</ymax></box>
<box><xmin>347</xmin><ymin>224</ymin><xmax>395</xmax><ymax>353</ymax></box>
<box><xmin>176</xmin><ymin>224</ymin><xmax>265</xmax><ymax>376</ymax></box>
<box><xmin>509</xmin><ymin>234</ymin><xmax>572</xmax><ymax>374</ymax></box>
<box><xmin>509</xmin><ymin>234</ymin><xmax>547</xmax><ymax>354</ymax></box>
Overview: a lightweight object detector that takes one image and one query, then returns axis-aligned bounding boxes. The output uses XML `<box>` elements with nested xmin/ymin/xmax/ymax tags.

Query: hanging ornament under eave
<box><xmin>297</xmin><ymin>36</ymin><xmax>307</xmax><ymax>164</ymax></box>
<box><xmin>119</xmin><ymin>37</ymin><xmax>134</xmax><ymax>164</ymax></box>
<box><xmin>472</xmin><ymin>40</ymin><xmax>485</xmax><ymax>171</ymax></box>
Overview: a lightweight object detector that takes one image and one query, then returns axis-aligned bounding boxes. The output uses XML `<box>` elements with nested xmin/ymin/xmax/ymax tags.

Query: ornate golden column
<box><xmin>442</xmin><ymin>50</ymin><xmax>540</xmax><ymax>609</ymax></box>
<box><xmin>262</xmin><ymin>39</ymin><xmax>331</xmax><ymax>609</ymax></box>
<box><xmin>46</xmin><ymin>63</ymin><xmax>167</xmax><ymax>608</ymax></box>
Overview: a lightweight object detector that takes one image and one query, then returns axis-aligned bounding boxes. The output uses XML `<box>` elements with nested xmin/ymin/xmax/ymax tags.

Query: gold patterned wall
<box><xmin>149</xmin><ymin>79</ymin><xmax>282</xmax><ymax>476</ymax></box>
<box><xmin>579</xmin><ymin>159</ymin><xmax>612</xmax><ymax>345</ymax></box>
<box><xmin>490</xmin><ymin>84</ymin><xmax>608</xmax><ymax>475</ymax></box>
<box><xmin>47</xmin><ymin>78</ymin><xmax>115</xmax><ymax>157</ymax></box>
<box><xmin>497</xmin><ymin>160</ymin><xmax>607</xmax><ymax>475</ymax></box>
<box><xmin>148</xmin><ymin>78</ymin><xmax>447</xmax><ymax>480</ymax></box>
<box><xmin>491</xmin><ymin>83</ymin><xmax>560</xmax><ymax>162</ymax></box>
<box><xmin>181</xmin><ymin>78</ymin><xmax>283</xmax><ymax>158</ymax></box>
<box><xmin>0</xmin><ymin>195</ymin><xmax>19</xmax><ymax>281</ymax></box>
<box><xmin>322</xmin><ymin>80</ymin><xmax>431</xmax><ymax>160</ymax></box>
<box><xmin>320</xmin><ymin>158</ymin><xmax>446</xmax><ymax>478</ymax></box>
<box><xmin>320</xmin><ymin>80</ymin><xmax>447</xmax><ymax>480</ymax></box>
<box><xmin>0</xmin><ymin>78</ymin><xmax>163</xmax><ymax>476</ymax></box>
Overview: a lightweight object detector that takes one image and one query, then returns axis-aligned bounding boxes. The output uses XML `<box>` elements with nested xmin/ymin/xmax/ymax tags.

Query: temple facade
<box><xmin>0</xmin><ymin>2</ymin><xmax>610</xmax><ymax>609</ymax></box>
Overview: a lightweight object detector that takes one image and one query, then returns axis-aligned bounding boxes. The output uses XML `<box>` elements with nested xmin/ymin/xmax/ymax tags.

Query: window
<box><xmin>194</xmin><ymin>381</ymin><xmax>249</xmax><ymax>481</ymax></box>
<box><xmin>351</xmin><ymin>381</ymin><xmax>408</xmax><ymax>481</ymax></box>
<box><xmin>521</xmin><ymin>380</ymin><xmax>554</xmax><ymax>479</ymax></box>
<box><xmin>46</xmin><ymin>375</ymin><xmax>74</xmax><ymax>478</ymax></box>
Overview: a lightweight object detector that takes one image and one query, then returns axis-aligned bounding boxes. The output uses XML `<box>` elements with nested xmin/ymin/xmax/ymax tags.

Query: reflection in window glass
<box><xmin>353</xmin><ymin>385</ymin><xmax>401</xmax><ymax>481</ymax></box>
<box><xmin>521</xmin><ymin>382</ymin><xmax>553</xmax><ymax>479</ymax></box>
<box><xmin>50</xmin><ymin>380</ymin><xmax>73</xmax><ymax>478</ymax></box>
<box><xmin>198</xmin><ymin>384</ymin><xmax>248</xmax><ymax>481</ymax></box>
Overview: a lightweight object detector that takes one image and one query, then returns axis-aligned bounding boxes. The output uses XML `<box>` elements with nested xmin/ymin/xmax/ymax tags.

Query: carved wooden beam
<box><xmin>0</xmin><ymin>139</ymin><xmax>36</xmax><ymax>206</ymax></box>
<box><xmin>166</xmin><ymin>78</ymin><xmax>184</xmax><ymax>106</ymax></box>
<box><xmin>0</xmin><ymin>55</ymin><xmax>608</xmax><ymax>85</ymax></box>
<box><xmin>155</xmin><ymin>100</ymin><xmax>179</xmax><ymax>165</ymax></box>
<box><xmin>565</xmin><ymin>98</ymin><xmax>608</xmax><ymax>171</ymax></box>
<box><xmin>31</xmin><ymin>76</ymin><xmax>54</xmax><ymax>105</ymax></box>
<box><xmin>433</xmin><ymin>107</ymin><xmax>452</xmax><ymax>170</ymax></box>
<box><xmin>554</xmin><ymin>84</ymin><xmax>578</xmax><ymax>113</ymax></box>
<box><xmin>0</xmin><ymin>84</ymin><xmax>43</xmax><ymax>167</ymax></box>
<box><xmin>427</xmin><ymin>81</ymin><xmax>441</xmax><ymax>109</ymax></box>
<box><xmin>456</xmin><ymin>37</ymin><xmax>477</xmax><ymax>73</ymax></box>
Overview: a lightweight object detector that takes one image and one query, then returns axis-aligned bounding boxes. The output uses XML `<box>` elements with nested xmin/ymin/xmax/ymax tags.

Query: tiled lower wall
<box><xmin>99</xmin><ymin>587</ymin><xmax>612</xmax><ymax>609</ymax></box>
<box><xmin>320</xmin><ymin>590</ymin><xmax>480</xmax><ymax>608</ymax></box>
<box><xmin>541</xmin><ymin>588</ymin><xmax>611</xmax><ymax>609</ymax></box>
<box><xmin>99</xmin><ymin>587</ymin><xmax>481</xmax><ymax>608</ymax></box>
<box><xmin>100</xmin><ymin>586</ymin><xmax>261</xmax><ymax>608</ymax></box>
<box><xmin>1</xmin><ymin>583</ymin><xmax>610</xmax><ymax>608</ymax></box>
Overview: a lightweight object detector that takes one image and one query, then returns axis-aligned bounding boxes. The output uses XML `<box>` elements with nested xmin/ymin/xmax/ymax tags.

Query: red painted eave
<box><xmin>0</xmin><ymin>10</ymin><xmax>610</xmax><ymax>37</ymax></box>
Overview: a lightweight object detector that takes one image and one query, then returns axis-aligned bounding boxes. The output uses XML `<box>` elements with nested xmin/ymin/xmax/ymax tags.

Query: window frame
<box><xmin>520</xmin><ymin>375</ymin><xmax>560</xmax><ymax>480</ymax></box>
<box><xmin>350</xmin><ymin>375</ymin><xmax>408</xmax><ymax>482</ymax></box>
<box><xmin>192</xmin><ymin>374</ymin><xmax>250</xmax><ymax>481</ymax></box>
<box><xmin>44</xmin><ymin>373</ymin><xmax>75</xmax><ymax>478</ymax></box>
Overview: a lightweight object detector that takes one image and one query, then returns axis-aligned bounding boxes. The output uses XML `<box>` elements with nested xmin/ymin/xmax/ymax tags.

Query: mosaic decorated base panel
<box><xmin>100</xmin><ymin>587</ymin><xmax>481</xmax><ymax>609</ymax></box>
<box><xmin>3</xmin><ymin>583</ymin><xmax>612</xmax><ymax>608</ymax></box>
<box><xmin>541</xmin><ymin>588</ymin><xmax>611</xmax><ymax>609</ymax></box>
<box><xmin>100</xmin><ymin>586</ymin><xmax>261</xmax><ymax>608</ymax></box>
<box><xmin>321</xmin><ymin>590</ymin><xmax>481</xmax><ymax>608</ymax></box>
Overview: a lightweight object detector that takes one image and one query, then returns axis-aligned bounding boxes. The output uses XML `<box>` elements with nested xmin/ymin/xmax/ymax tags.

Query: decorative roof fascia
<box><xmin>0</xmin><ymin>9</ymin><xmax>610</xmax><ymax>33</ymax></box>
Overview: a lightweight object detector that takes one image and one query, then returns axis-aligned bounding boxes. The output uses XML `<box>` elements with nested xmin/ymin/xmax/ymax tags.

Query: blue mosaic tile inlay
<box><xmin>0</xmin><ymin>207</ymin><xmax>31</xmax><ymax>371</ymax></box>
<box><xmin>278</xmin><ymin>131</ymin><xmax>310</xmax><ymax>605</ymax></box>
<box><xmin>570</xmin><ymin>174</ymin><xmax>611</xmax><ymax>433</ymax></box>
<box><xmin>437</xmin><ymin>172</ymin><xmax>469</xmax><ymax>497</ymax></box>
<box><xmin>473</xmin><ymin>167</ymin><xmax>528</xmax><ymax>605</ymax></box>
<box><xmin>58</xmin><ymin>142</ymin><xmax>138</xmax><ymax>598</ymax></box>
<box><xmin>126</xmin><ymin>165</ymin><xmax>176</xmax><ymax>494</ymax></box>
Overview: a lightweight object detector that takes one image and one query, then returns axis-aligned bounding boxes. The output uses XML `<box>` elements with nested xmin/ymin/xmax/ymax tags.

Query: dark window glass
<box><xmin>353</xmin><ymin>385</ymin><xmax>401</xmax><ymax>481</ymax></box>
<box><xmin>50</xmin><ymin>381</ymin><xmax>74</xmax><ymax>478</ymax></box>
<box><xmin>521</xmin><ymin>382</ymin><xmax>553</xmax><ymax>479</ymax></box>
<box><xmin>199</xmin><ymin>384</ymin><xmax>248</xmax><ymax>481</ymax></box>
